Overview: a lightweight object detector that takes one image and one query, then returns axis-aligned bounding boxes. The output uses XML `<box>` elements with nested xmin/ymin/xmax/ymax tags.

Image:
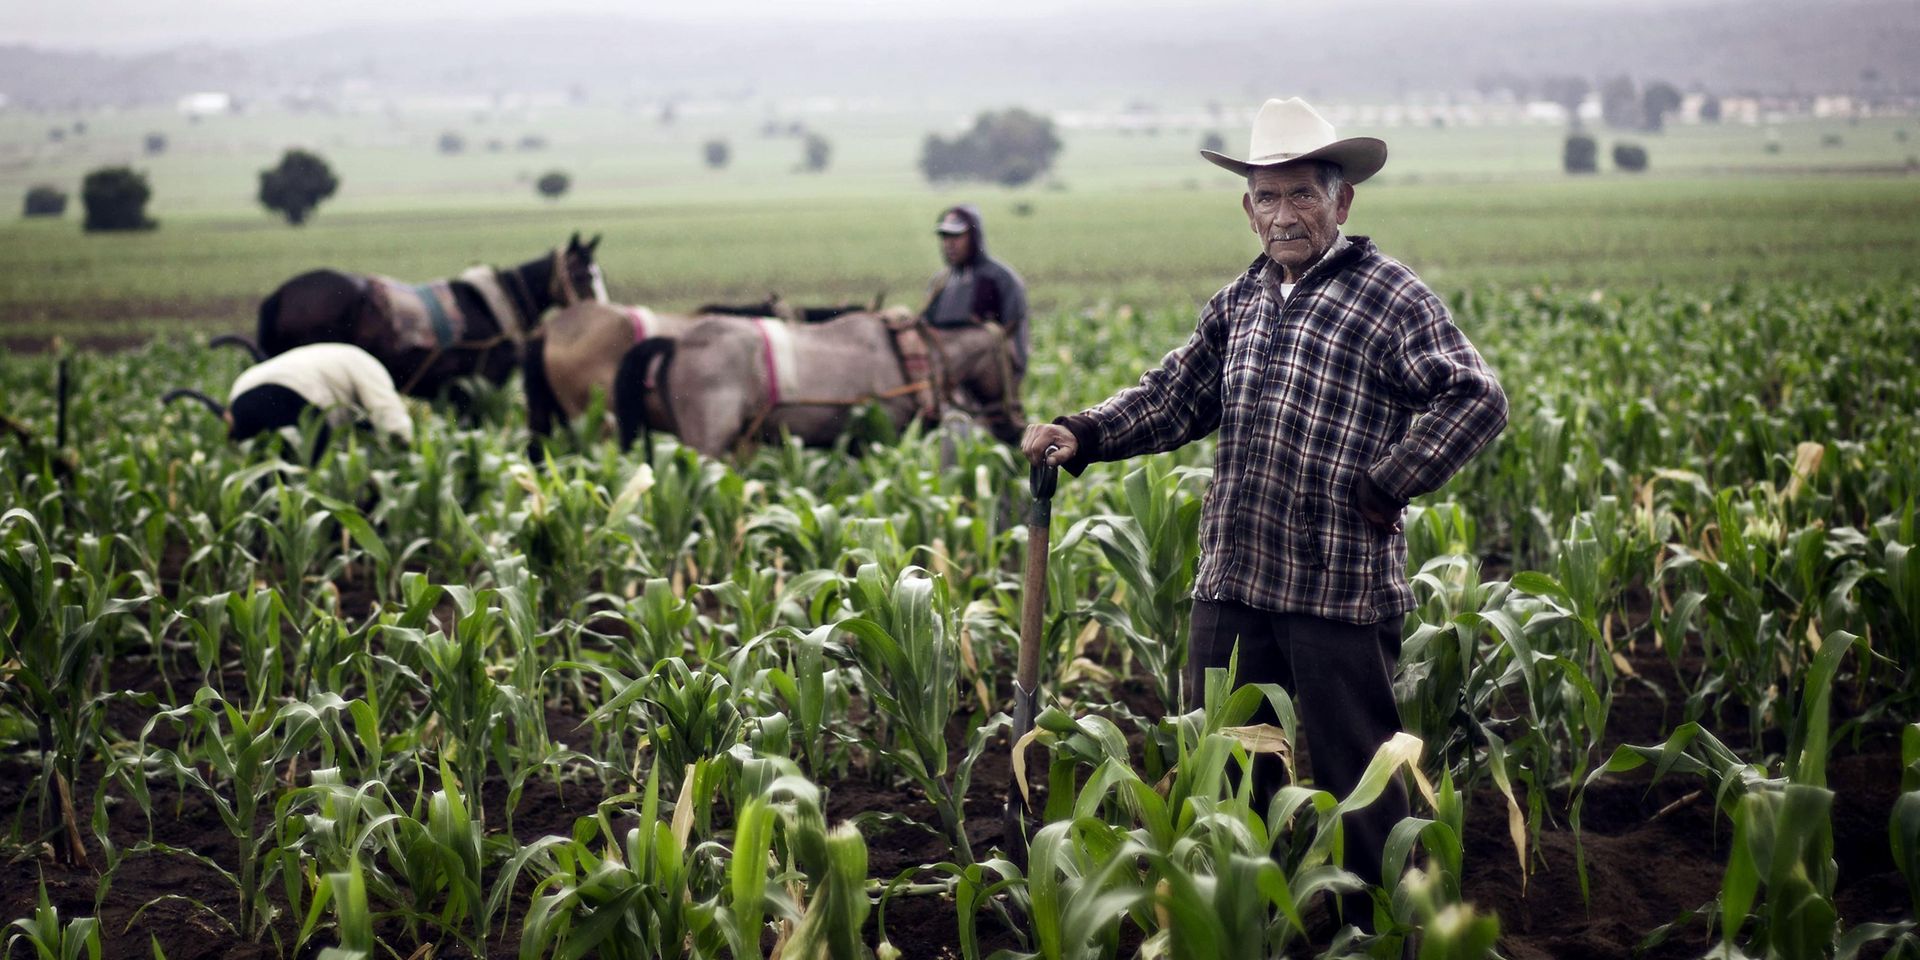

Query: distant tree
<box><xmin>801</xmin><ymin>131</ymin><xmax>831</xmax><ymax>172</ymax></box>
<box><xmin>659</xmin><ymin>102</ymin><xmax>677</xmax><ymax>126</ymax></box>
<box><xmin>438</xmin><ymin>131</ymin><xmax>465</xmax><ymax>155</ymax></box>
<box><xmin>23</xmin><ymin>185</ymin><xmax>68</xmax><ymax>218</ymax></box>
<box><xmin>485</xmin><ymin>138</ymin><xmax>505</xmax><ymax>153</ymax></box>
<box><xmin>1201</xmin><ymin>131</ymin><xmax>1226</xmax><ymax>154</ymax></box>
<box><xmin>704</xmin><ymin>139</ymin><xmax>731</xmax><ymax>170</ymax></box>
<box><xmin>517</xmin><ymin>134</ymin><xmax>548</xmax><ymax>151</ymax></box>
<box><xmin>1821</xmin><ymin>134</ymin><xmax>1844</xmax><ymax>148</ymax></box>
<box><xmin>1563</xmin><ymin>134</ymin><xmax>1598</xmax><ymax>174</ymax></box>
<box><xmin>1897</xmin><ymin>129</ymin><xmax>1910</xmax><ymax>143</ymax></box>
<box><xmin>81</xmin><ymin>166</ymin><xmax>156</xmax><ymax>231</ymax></box>
<box><xmin>72</xmin><ymin>121</ymin><xmax>87</xmax><ymax>135</ymax></box>
<box><xmin>919</xmin><ymin>108</ymin><xmax>1063</xmax><ymax>188</ymax></box>
<box><xmin>144</xmin><ymin>132</ymin><xmax>168</xmax><ymax>156</ymax></box>
<box><xmin>257</xmin><ymin>148</ymin><xmax>339</xmax><ymax>226</ymax></box>
<box><xmin>1599</xmin><ymin>74</ymin><xmax>1642</xmax><ymax>129</ymax></box>
<box><xmin>1641</xmin><ymin>81</ymin><xmax>1682</xmax><ymax>132</ymax></box>
<box><xmin>1611</xmin><ymin>142</ymin><xmax>1648</xmax><ymax>172</ymax></box>
<box><xmin>1541</xmin><ymin>75</ymin><xmax>1590</xmax><ymax>127</ymax></box>
<box><xmin>536</xmin><ymin>170</ymin><xmax>571</xmax><ymax>200</ymax></box>
<box><xmin>761</xmin><ymin>119</ymin><xmax>783</xmax><ymax>138</ymax></box>
<box><xmin>1699</xmin><ymin>95</ymin><xmax>1723</xmax><ymax>124</ymax></box>
<box><xmin>47</xmin><ymin>128</ymin><xmax>65</xmax><ymax>143</ymax></box>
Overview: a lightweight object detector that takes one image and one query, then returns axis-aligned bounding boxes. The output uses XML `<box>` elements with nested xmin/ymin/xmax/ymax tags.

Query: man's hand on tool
<box><xmin>1021</xmin><ymin>423</ymin><xmax>1075</xmax><ymax>467</ymax></box>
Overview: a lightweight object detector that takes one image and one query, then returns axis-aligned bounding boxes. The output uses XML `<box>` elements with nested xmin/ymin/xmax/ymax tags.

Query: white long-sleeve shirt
<box><xmin>229</xmin><ymin>343</ymin><xmax>414</xmax><ymax>443</ymax></box>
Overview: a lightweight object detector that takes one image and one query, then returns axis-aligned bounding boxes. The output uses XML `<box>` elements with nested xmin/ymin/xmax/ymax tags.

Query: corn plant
<box><xmin>743</xmin><ymin>622</ymin><xmax>855</xmax><ymax>781</ymax></box>
<box><xmin>836</xmin><ymin>563</ymin><xmax>1006</xmax><ymax>865</ymax></box>
<box><xmin>519</xmin><ymin>763</ymin><xmax>725</xmax><ymax>959</ymax></box>
<box><xmin>1000</xmin><ymin>819</ymin><xmax>1147</xmax><ymax>960</ymax></box>
<box><xmin>102</xmin><ymin>687</ymin><xmax>367</xmax><ymax>944</ymax></box>
<box><xmin>0</xmin><ymin>508</ymin><xmax>148</xmax><ymax>865</ymax></box>
<box><xmin>4</xmin><ymin>880</ymin><xmax>102</xmax><ymax>960</ymax></box>
<box><xmin>1057</xmin><ymin>460</ymin><xmax>1207</xmax><ymax>715</ymax></box>
<box><xmin>382</xmin><ymin>574</ymin><xmax>551</xmax><ymax>824</ymax></box>
<box><xmin>293</xmin><ymin>856</ymin><xmax>374</xmax><ymax>959</ymax></box>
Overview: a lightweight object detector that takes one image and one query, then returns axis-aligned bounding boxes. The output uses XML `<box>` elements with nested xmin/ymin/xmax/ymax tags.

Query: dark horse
<box><xmin>219</xmin><ymin>233</ymin><xmax>607</xmax><ymax>402</ymax></box>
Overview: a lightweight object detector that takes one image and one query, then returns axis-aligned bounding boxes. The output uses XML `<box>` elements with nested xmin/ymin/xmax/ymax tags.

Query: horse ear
<box><xmin>568</xmin><ymin>231</ymin><xmax>581</xmax><ymax>250</ymax></box>
<box><xmin>586</xmin><ymin>233</ymin><xmax>602</xmax><ymax>253</ymax></box>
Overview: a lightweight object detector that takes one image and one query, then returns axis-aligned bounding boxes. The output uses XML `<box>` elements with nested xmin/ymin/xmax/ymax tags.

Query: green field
<box><xmin>3</xmin><ymin>106</ymin><xmax>1917</xmax><ymax>345</ymax></box>
<box><xmin>2</xmin><ymin>103</ymin><xmax>1919</xmax><ymax>960</ymax></box>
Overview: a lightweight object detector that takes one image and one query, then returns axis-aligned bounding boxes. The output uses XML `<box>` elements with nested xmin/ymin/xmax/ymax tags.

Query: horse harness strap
<box><xmin>730</xmin><ymin>314</ymin><xmax>944</xmax><ymax>456</ymax></box>
<box><xmin>460</xmin><ymin>266</ymin><xmax>526</xmax><ymax>344</ymax></box>
<box><xmin>887</xmin><ymin>319</ymin><xmax>943</xmax><ymax>422</ymax></box>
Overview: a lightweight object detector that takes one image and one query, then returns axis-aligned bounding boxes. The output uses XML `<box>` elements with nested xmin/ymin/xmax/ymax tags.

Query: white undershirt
<box><xmin>1280</xmin><ymin>282</ymin><xmax>1297</xmax><ymax>300</ymax></box>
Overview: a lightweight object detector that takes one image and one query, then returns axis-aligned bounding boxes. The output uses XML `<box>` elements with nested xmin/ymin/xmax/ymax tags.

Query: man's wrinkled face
<box><xmin>1242</xmin><ymin>165</ymin><xmax>1353</xmax><ymax>280</ymax></box>
<box><xmin>940</xmin><ymin>231</ymin><xmax>973</xmax><ymax>267</ymax></box>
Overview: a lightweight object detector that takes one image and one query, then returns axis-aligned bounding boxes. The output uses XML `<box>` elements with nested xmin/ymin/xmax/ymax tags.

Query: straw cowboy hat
<box><xmin>1201</xmin><ymin>97</ymin><xmax>1388</xmax><ymax>184</ymax></box>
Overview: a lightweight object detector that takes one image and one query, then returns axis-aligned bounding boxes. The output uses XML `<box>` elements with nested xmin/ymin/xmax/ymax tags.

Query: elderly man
<box><xmin>1021</xmin><ymin>98</ymin><xmax>1507</xmax><ymax>931</ymax></box>
<box><xmin>923</xmin><ymin>203</ymin><xmax>1031</xmax><ymax>376</ymax></box>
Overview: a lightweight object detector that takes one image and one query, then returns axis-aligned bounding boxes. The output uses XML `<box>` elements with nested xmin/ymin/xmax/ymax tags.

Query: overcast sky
<box><xmin>6</xmin><ymin>0</ymin><xmax>1123</xmax><ymax>50</ymax></box>
<box><xmin>4</xmin><ymin>0</ymin><xmax>1687</xmax><ymax>52</ymax></box>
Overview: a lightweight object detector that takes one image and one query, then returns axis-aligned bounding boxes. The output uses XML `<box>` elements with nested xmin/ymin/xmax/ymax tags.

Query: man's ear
<box><xmin>1242</xmin><ymin>191</ymin><xmax>1258</xmax><ymax>233</ymax></box>
<box><xmin>1334</xmin><ymin>182</ymin><xmax>1355</xmax><ymax>225</ymax></box>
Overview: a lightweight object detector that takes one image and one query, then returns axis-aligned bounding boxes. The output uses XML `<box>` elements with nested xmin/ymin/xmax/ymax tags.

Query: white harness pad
<box><xmin>752</xmin><ymin>318</ymin><xmax>801</xmax><ymax>404</ymax></box>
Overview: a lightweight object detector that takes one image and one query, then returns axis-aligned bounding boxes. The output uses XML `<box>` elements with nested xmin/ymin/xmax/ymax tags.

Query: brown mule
<box><xmin>612</xmin><ymin>308</ymin><xmax>1024</xmax><ymax>459</ymax></box>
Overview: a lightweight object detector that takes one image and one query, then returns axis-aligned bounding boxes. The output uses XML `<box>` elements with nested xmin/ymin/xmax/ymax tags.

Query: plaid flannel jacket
<box><xmin>1059</xmin><ymin>236</ymin><xmax>1508</xmax><ymax>624</ymax></box>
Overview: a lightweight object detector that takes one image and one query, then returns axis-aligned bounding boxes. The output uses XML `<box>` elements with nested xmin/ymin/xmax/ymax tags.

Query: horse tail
<box><xmin>522</xmin><ymin>337</ymin><xmax>560</xmax><ymax>463</ymax></box>
<box><xmin>614</xmin><ymin>338</ymin><xmax>675</xmax><ymax>456</ymax></box>
<box><xmin>209</xmin><ymin>334</ymin><xmax>265</xmax><ymax>363</ymax></box>
<box><xmin>162</xmin><ymin>388</ymin><xmax>226</xmax><ymax>419</ymax></box>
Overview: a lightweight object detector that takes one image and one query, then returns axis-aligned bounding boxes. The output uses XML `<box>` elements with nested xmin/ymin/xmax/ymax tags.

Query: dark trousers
<box><xmin>1186</xmin><ymin>600</ymin><xmax>1409</xmax><ymax>931</ymax></box>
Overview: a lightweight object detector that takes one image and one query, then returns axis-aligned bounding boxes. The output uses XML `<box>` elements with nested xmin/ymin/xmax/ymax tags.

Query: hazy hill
<box><xmin>2</xmin><ymin>0</ymin><xmax>1913</xmax><ymax>110</ymax></box>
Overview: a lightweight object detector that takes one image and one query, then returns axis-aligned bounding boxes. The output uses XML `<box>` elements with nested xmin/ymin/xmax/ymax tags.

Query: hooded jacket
<box><xmin>228</xmin><ymin>343</ymin><xmax>414</xmax><ymax>444</ymax></box>
<box><xmin>923</xmin><ymin>204</ymin><xmax>1030</xmax><ymax>375</ymax></box>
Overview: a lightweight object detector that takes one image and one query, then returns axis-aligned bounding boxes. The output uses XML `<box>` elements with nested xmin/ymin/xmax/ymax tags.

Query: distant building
<box><xmin>177</xmin><ymin>92</ymin><xmax>232</xmax><ymax>117</ymax></box>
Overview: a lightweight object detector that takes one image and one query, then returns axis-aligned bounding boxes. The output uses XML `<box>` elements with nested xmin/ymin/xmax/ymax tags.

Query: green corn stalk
<box><xmin>749</xmin><ymin>623</ymin><xmax>853</xmax><ymax>781</ymax></box>
<box><xmin>362</xmin><ymin>760</ymin><xmax>564</xmax><ymax>958</ymax></box>
<box><xmin>4</xmin><ymin>880</ymin><xmax>102</xmax><ymax>960</ymax></box>
<box><xmin>1012</xmin><ymin>819</ymin><xmax>1147</xmax><ymax>960</ymax></box>
<box><xmin>383</xmin><ymin>575</ymin><xmax>550</xmax><ymax>826</ymax></box>
<box><xmin>105</xmin><ymin>687</ymin><xmax>363</xmax><ymax>944</ymax></box>
<box><xmin>1717</xmin><ymin>784</ymin><xmax>1840</xmax><ymax>959</ymax></box>
<box><xmin>1398</xmin><ymin>867</ymin><xmax>1501</xmax><ymax>960</ymax></box>
<box><xmin>1057</xmin><ymin>460</ymin><xmax>1206</xmax><ymax>715</ymax></box>
<box><xmin>1</xmin><ymin>508</ymin><xmax>149</xmax><ymax>865</ymax></box>
<box><xmin>518</xmin><ymin>764</ymin><xmax>724</xmax><ymax>960</ymax></box>
<box><xmin>835</xmin><ymin>563</ymin><xmax>1006</xmax><ymax>865</ymax></box>
<box><xmin>293</xmin><ymin>855</ymin><xmax>374</xmax><ymax>958</ymax></box>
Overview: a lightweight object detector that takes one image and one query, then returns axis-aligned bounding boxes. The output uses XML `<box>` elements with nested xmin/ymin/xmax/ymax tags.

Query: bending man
<box><xmin>166</xmin><ymin>342</ymin><xmax>414</xmax><ymax>451</ymax></box>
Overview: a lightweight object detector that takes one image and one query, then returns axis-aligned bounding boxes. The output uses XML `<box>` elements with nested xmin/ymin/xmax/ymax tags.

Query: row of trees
<box><xmin>28</xmin><ymin>108</ymin><xmax>1073</xmax><ymax>230</ymax></box>
<box><xmin>1563</xmin><ymin>135</ymin><xmax>1650</xmax><ymax>174</ymax></box>
<box><xmin>700</xmin><ymin>131</ymin><xmax>832</xmax><ymax>173</ymax></box>
<box><xmin>20</xmin><ymin>168</ymin><xmax>158</xmax><ymax>231</ymax></box>
<box><xmin>1532</xmin><ymin>75</ymin><xmax>1691</xmax><ymax>132</ymax></box>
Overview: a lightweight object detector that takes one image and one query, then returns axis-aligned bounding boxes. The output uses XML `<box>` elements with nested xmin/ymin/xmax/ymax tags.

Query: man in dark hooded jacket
<box><xmin>923</xmin><ymin>204</ymin><xmax>1030</xmax><ymax>376</ymax></box>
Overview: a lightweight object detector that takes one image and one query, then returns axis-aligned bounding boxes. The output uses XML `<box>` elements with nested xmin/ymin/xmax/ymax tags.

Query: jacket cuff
<box><xmin>1360</xmin><ymin>465</ymin><xmax>1412</xmax><ymax>511</ymax></box>
<box><xmin>1054</xmin><ymin>414</ymin><xmax>1103</xmax><ymax>477</ymax></box>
